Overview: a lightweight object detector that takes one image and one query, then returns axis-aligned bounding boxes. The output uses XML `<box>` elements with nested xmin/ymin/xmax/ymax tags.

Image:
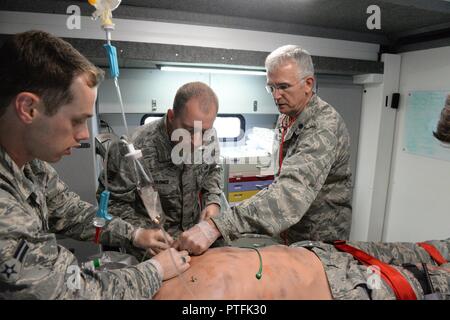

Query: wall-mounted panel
<box><xmin>98</xmin><ymin>69</ymin><xmax>209</xmax><ymax>113</ymax></box>
<box><xmin>210</xmin><ymin>74</ymin><xmax>276</xmax><ymax>114</ymax></box>
<box><xmin>99</xmin><ymin>69</ymin><xmax>279</xmax><ymax>114</ymax></box>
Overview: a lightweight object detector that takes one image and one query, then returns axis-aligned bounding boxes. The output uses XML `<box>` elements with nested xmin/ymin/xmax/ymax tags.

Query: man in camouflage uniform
<box><xmin>98</xmin><ymin>82</ymin><xmax>223</xmax><ymax>241</ymax></box>
<box><xmin>291</xmin><ymin>239</ymin><xmax>450</xmax><ymax>299</ymax></box>
<box><xmin>0</xmin><ymin>30</ymin><xmax>190</xmax><ymax>299</ymax></box>
<box><xmin>178</xmin><ymin>45</ymin><xmax>352</xmax><ymax>255</ymax></box>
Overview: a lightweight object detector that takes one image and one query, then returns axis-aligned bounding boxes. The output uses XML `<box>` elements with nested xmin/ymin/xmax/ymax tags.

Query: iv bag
<box><xmin>138</xmin><ymin>184</ymin><xmax>165</xmax><ymax>225</ymax></box>
<box><xmin>124</xmin><ymin>142</ymin><xmax>165</xmax><ymax>225</ymax></box>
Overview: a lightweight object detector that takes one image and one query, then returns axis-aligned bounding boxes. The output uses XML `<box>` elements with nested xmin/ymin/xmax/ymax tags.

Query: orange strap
<box><xmin>417</xmin><ymin>242</ymin><xmax>447</xmax><ymax>266</ymax></box>
<box><xmin>334</xmin><ymin>241</ymin><xmax>417</xmax><ymax>300</ymax></box>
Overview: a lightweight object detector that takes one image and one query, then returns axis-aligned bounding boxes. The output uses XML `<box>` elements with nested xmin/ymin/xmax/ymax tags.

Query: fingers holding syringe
<box><xmin>150</xmin><ymin>229</ymin><xmax>174</xmax><ymax>254</ymax></box>
<box><xmin>132</xmin><ymin>227</ymin><xmax>174</xmax><ymax>254</ymax></box>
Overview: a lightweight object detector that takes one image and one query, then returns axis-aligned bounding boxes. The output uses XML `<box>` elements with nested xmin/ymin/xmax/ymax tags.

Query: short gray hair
<box><xmin>265</xmin><ymin>45</ymin><xmax>315</xmax><ymax>79</ymax></box>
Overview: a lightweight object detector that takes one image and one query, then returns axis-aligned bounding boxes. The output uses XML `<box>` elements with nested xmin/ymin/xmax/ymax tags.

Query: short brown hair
<box><xmin>173</xmin><ymin>82</ymin><xmax>218</xmax><ymax>117</ymax></box>
<box><xmin>0</xmin><ymin>30</ymin><xmax>104</xmax><ymax>117</ymax></box>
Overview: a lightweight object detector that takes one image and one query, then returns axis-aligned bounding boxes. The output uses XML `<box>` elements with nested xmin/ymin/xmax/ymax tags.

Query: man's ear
<box><xmin>304</xmin><ymin>77</ymin><xmax>315</xmax><ymax>94</ymax></box>
<box><xmin>14</xmin><ymin>92</ymin><xmax>41</xmax><ymax>124</ymax></box>
<box><xmin>167</xmin><ymin>109</ymin><xmax>175</xmax><ymax>123</ymax></box>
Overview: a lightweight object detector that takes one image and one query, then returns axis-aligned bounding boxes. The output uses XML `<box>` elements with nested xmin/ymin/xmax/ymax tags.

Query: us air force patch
<box><xmin>0</xmin><ymin>259</ymin><xmax>21</xmax><ymax>282</ymax></box>
<box><xmin>0</xmin><ymin>239</ymin><xmax>28</xmax><ymax>282</ymax></box>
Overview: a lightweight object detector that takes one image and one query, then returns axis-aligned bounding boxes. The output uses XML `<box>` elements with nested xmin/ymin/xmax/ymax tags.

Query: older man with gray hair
<box><xmin>178</xmin><ymin>45</ymin><xmax>353</xmax><ymax>255</ymax></box>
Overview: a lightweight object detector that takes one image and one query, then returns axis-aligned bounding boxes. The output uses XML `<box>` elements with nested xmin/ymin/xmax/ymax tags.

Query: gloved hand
<box><xmin>175</xmin><ymin>220</ymin><xmax>221</xmax><ymax>255</ymax></box>
<box><xmin>149</xmin><ymin>248</ymin><xmax>191</xmax><ymax>280</ymax></box>
<box><xmin>132</xmin><ymin>227</ymin><xmax>174</xmax><ymax>256</ymax></box>
<box><xmin>199</xmin><ymin>203</ymin><xmax>220</xmax><ymax>221</ymax></box>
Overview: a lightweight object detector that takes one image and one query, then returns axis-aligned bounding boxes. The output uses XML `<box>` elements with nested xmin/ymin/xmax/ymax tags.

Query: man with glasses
<box><xmin>98</xmin><ymin>82</ymin><xmax>223</xmax><ymax>255</ymax></box>
<box><xmin>177</xmin><ymin>45</ymin><xmax>352</xmax><ymax>255</ymax></box>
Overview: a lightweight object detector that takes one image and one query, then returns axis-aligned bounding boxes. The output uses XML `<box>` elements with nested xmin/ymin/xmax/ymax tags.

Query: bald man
<box><xmin>98</xmin><ymin>82</ymin><xmax>223</xmax><ymax>255</ymax></box>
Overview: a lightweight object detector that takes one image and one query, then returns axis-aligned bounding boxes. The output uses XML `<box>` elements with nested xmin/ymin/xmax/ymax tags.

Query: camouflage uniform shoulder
<box><xmin>131</xmin><ymin>116</ymin><xmax>168</xmax><ymax>150</ymax></box>
<box><xmin>0</xmin><ymin>150</ymin><xmax>58</xmax><ymax>199</ymax></box>
<box><xmin>28</xmin><ymin>158</ymin><xmax>59</xmax><ymax>177</ymax></box>
<box><xmin>313</xmin><ymin>96</ymin><xmax>347</xmax><ymax>134</ymax></box>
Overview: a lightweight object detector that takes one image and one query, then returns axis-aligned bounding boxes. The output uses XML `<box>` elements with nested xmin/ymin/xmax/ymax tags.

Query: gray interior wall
<box><xmin>50</xmin><ymin>117</ymin><xmax>100</xmax><ymax>206</ymax></box>
<box><xmin>98</xmin><ymin>113</ymin><xmax>144</xmax><ymax>139</ymax></box>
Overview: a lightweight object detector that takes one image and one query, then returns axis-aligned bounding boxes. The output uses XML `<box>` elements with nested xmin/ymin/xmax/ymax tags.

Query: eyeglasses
<box><xmin>265</xmin><ymin>83</ymin><xmax>290</xmax><ymax>94</ymax></box>
<box><xmin>265</xmin><ymin>78</ymin><xmax>306</xmax><ymax>95</ymax></box>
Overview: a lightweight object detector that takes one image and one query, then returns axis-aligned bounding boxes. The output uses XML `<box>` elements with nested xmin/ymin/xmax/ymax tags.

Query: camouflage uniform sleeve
<box><xmin>45</xmin><ymin>162</ymin><xmax>136</xmax><ymax>248</ymax></box>
<box><xmin>349</xmin><ymin>239</ymin><xmax>450</xmax><ymax>266</ymax></box>
<box><xmin>202</xmin><ymin>164</ymin><xmax>223</xmax><ymax>207</ymax></box>
<box><xmin>201</xmin><ymin>130</ymin><xmax>224</xmax><ymax>207</ymax></box>
<box><xmin>212</xmin><ymin>126</ymin><xmax>338</xmax><ymax>243</ymax></box>
<box><xmin>0</xmin><ymin>191</ymin><xmax>161</xmax><ymax>299</ymax></box>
